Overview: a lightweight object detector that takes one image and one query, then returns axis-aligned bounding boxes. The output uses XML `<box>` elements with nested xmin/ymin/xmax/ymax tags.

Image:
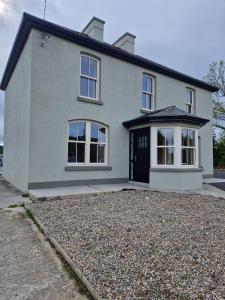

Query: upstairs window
<box><xmin>186</xmin><ymin>88</ymin><xmax>195</xmax><ymax>114</ymax></box>
<box><xmin>80</xmin><ymin>55</ymin><xmax>99</xmax><ymax>100</ymax></box>
<box><xmin>181</xmin><ymin>129</ymin><xmax>196</xmax><ymax>165</ymax></box>
<box><xmin>68</xmin><ymin>121</ymin><xmax>107</xmax><ymax>165</ymax></box>
<box><xmin>142</xmin><ymin>74</ymin><xmax>154</xmax><ymax>110</ymax></box>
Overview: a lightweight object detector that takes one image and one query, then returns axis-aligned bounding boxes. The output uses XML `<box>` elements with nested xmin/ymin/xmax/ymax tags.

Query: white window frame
<box><xmin>80</xmin><ymin>54</ymin><xmax>100</xmax><ymax>100</ymax></box>
<box><xmin>181</xmin><ymin>128</ymin><xmax>196</xmax><ymax>166</ymax></box>
<box><xmin>68</xmin><ymin>120</ymin><xmax>108</xmax><ymax>166</ymax></box>
<box><xmin>156</xmin><ymin>128</ymin><xmax>175</xmax><ymax>166</ymax></box>
<box><xmin>142</xmin><ymin>74</ymin><xmax>155</xmax><ymax>111</ymax></box>
<box><xmin>151</xmin><ymin>125</ymin><xmax>199</xmax><ymax>169</ymax></box>
<box><xmin>186</xmin><ymin>88</ymin><xmax>195</xmax><ymax>114</ymax></box>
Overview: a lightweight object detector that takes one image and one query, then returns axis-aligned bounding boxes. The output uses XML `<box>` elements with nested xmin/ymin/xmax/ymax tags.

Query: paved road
<box><xmin>214</xmin><ymin>169</ymin><xmax>225</xmax><ymax>179</ymax></box>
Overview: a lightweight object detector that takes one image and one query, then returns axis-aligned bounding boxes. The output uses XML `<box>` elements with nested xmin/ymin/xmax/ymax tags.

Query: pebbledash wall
<box><xmin>4</xmin><ymin>29</ymin><xmax>213</xmax><ymax>191</ymax></box>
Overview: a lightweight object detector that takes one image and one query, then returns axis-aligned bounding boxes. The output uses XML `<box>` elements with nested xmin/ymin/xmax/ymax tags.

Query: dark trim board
<box><xmin>28</xmin><ymin>177</ymin><xmax>129</xmax><ymax>189</ymax></box>
<box><xmin>0</xmin><ymin>13</ymin><xmax>218</xmax><ymax>92</ymax></box>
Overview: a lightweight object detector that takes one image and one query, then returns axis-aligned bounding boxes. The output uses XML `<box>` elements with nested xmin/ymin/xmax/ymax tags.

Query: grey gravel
<box><xmin>31</xmin><ymin>191</ymin><xmax>225</xmax><ymax>299</ymax></box>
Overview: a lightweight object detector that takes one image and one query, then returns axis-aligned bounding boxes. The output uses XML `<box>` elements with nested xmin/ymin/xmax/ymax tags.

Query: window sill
<box><xmin>150</xmin><ymin>167</ymin><xmax>204</xmax><ymax>173</ymax></box>
<box><xmin>65</xmin><ymin>165</ymin><xmax>112</xmax><ymax>171</ymax></box>
<box><xmin>140</xmin><ymin>108</ymin><xmax>154</xmax><ymax>114</ymax></box>
<box><xmin>77</xmin><ymin>96</ymin><xmax>103</xmax><ymax>105</ymax></box>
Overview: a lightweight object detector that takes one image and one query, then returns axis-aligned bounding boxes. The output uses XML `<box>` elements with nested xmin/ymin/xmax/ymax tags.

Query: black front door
<box><xmin>129</xmin><ymin>127</ymin><xmax>150</xmax><ymax>183</ymax></box>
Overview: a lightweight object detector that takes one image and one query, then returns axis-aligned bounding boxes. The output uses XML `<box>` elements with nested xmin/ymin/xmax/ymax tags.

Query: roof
<box><xmin>122</xmin><ymin>106</ymin><xmax>209</xmax><ymax>128</ymax></box>
<box><xmin>0</xmin><ymin>13</ymin><xmax>219</xmax><ymax>92</ymax></box>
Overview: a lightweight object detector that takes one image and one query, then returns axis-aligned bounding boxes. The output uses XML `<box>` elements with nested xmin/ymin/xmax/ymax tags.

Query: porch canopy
<box><xmin>122</xmin><ymin>105</ymin><xmax>209</xmax><ymax>129</ymax></box>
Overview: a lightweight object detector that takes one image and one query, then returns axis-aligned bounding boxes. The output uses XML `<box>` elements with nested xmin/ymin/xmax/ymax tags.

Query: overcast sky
<box><xmin>0</xmin><ymin>0</ymin><xmax>225</xmax><ymax>145</ymax></box>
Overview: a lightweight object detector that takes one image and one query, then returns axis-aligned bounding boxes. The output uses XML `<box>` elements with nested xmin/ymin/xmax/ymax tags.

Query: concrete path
<box><xmin>0</xmin><ymin>176</ymin><xmax>24</xmax><ymax>208</ymax></box>
<box><xmin>29</xmin><ymin>183</ymin><xmax>148</xmax><ymax>200</ymax></box>
<box><xmin>0</xmin><ymin>207</ymin><xmax>87</xmax><ymax>300</ymax></box>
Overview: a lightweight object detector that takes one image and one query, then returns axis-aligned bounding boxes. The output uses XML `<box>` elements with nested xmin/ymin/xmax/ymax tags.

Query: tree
<box><xmin>204</xmin><ymin>60</ymin><xmax>225</xmax><ymax>130</ymax></box>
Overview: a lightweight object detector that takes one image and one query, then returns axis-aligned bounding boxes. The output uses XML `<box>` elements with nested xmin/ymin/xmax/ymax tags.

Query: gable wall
<box><xmin>3</xmin><ymin>34</ymin><xmax>32</xmax><ymax>191</ymax></box>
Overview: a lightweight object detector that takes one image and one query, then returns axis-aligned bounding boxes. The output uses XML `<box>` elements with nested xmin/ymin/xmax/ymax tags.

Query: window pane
<box><xmin>77</xmin><ymin>143</ymin><xmax>85</xmax><ymax>162</ymax></box>
<box><xmin>143</xmin><ymin>75</ymin><xmax>147</xmax><ymax>91</ymax></box>
<box><xmin>68</xmin><ymin>142</ymin><xmax>76</xmax><ymax>162</ymax></box>
<box><xmin>91</xmin><ymin>123</ymin><xmax>98</xmax><ymax>142</ymax></box>
<box><xmin>182</xmin><ymin>129</ymin><xmax>188</xmax><ymax>146</ymax></box>
<box><xmin>81</xmin><ymin>56</ymin><xmax>89</xmax><ymax>76</ymax></box>
<box><xmin>89</xmin><ymin>79</ymin><xmax>96</xmax><ymax>99</ymax></box>
<box><xmin>145</xmin><ymin>94</ymin><xmax>151</xmax><ymax>109</ymax></box>
<box><xmin>166</xmin><ymin>129</ymin><xmax>174</xmax><ymax>146</ymax></box>
<box><xmin>80</xmin><ymin>77</ymin><xmax>88</xmax><ymax>97</ymax></box>
<box><xmin>188</xmin><ymin>148</ymin><xmax>194</xmax><ymax>165</ymax></box>
<box><xmin>182</xmin><ymin>148</ymin><xmax>188</xmax><ymax>165</ymax></box>
<box><xmin>166</xmin><ymin>147</ymin><xmax>174</xmax><ymax>165</ymax></box>
<box><xmin>142</xmin><ymin>93</ymin><xmax>146</xmax><ymax>108</ymax></box>
<box><xmin>90</xmin><ymin>144</ymin><xmax>97</xmax><ymax>163</ymax></box>
<box><xmin>157</xmin><ymin>129</ymin><xmax>165</xmax><ymax>146</ymax></box>
<box><xmin>157</xmin><ymin>148</ymin><xmax>165</xmax><ymax>164</ymax></box>
<box><xmin>99</xmin><ymin>126</ymin><xmax>106</xmax><ymax>143</ymax></box>
<box><xmin>188</xmin><ymin>130</ymin><xmax>195</xmax><ymax>147</ymax></box>
<box><xmin>143</xmin><ymin>75</ymin><xmax>152</xmax><ymax>93</ymax></box>
<box><xmin>69</xmin><ymin>123</ymin><xmax>77</xmax><ymax>141</ymax></box>
<box><xmin>90</xmin><ymin>58</ymin><xmax>97</xmax><ymax>78</ymax></box>
<box><xmin>98</xmin><ymin>144</ymin><xmax>105</xmax><ymax>163</ymax></box>
<box><xmin>77</xmin><ymin>122</ymin><xmax>86</xmax><ymax>141</ymax></box>
<box><xmin>187</xmin><ymin>104</ymin><xmax>192</xmax><ymax>113</ymax></box>
<box><xmin>188</xmin><ymin>90</ymin><xmax>193</xmax><ymax>104</ymax></box>
<box><xmin>147</xmin><ymin>77</ymin><xmax>152</xmax><ymax>93</ymax></box>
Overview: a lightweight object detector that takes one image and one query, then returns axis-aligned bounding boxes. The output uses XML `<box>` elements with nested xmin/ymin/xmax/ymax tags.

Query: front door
<box><xmin>129</xmin><ymin>127</ymin><xmax>150</xmax><ymax>183</ymax></box>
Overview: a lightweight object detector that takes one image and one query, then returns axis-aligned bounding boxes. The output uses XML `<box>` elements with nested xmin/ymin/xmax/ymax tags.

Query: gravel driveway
<box><xmin>31</xmin><ymin>191</ymin><xmax>225</xmax><ymax>299</ymax></box>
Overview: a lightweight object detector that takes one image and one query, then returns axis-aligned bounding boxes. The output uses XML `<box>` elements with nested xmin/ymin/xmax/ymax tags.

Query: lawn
<box><xmin>31</xmin><ymin>191</ymin><xmax>225</xmax><ymax>299</ymax></box>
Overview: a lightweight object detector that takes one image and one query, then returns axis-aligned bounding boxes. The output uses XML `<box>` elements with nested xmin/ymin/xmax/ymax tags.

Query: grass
<box><xmin>8</xmin><ymin>203</ymin><xmax>25</xmax><ymax>208</ymax></box>
<box><xmin>22</xmin><ymin>192</ymin><xmax>29</xmax><ymax>198</ymax></box>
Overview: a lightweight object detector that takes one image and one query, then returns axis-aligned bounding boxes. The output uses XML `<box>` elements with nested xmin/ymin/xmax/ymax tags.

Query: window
<box><xmin>68</xmin><ymin>121</ymin><xmax>86</xmax><ymax>163</ymax></box>
<box><xmin>80</xmin><ymin>55</ymin><xmax>99</xmax><ymax>100</ymax></box>
<box><xmin>90</xmin><ymin>123</ymin><xmax>106</xmax><ymax>163</ymax></box>
<box><xmin>157</xmin><ymin>128</ymin><xmax>174</xmax><ymax>165</ymax></box>
<box><xmin>151</xmin><ymin>126</ymin><xmax>198</xmax><ymax>168</ymax></box>
<box><xmin>142</xmin><ymin>74</ymin><xmax>154</xmax><ymax>110</ymax></box>
<box><xmin>186</xmin><ymin>89</ymin><xmax>195</xmax><ymax>114</ymax></box>
<box><xmin>68</xmin><ymin>121</ymin><xmax>107</xmax><ymax>165</ymax></box>
<box><xmin>181</xmin><ymin>129</ymin><xmax>195</xmax><ymax>165</ymax></box>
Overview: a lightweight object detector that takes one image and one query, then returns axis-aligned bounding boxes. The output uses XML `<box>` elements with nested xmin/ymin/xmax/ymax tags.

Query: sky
<box><xmin>0</xmin><ymin>0</ymin><xmax>225</xmax><ymax>145</ymax></box>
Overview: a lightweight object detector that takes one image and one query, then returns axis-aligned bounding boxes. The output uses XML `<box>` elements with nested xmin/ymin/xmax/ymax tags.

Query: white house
<box><xmin>0</xmin><ymin>13</ymin><xmax>217</xmax><ymax>192</ymax></box>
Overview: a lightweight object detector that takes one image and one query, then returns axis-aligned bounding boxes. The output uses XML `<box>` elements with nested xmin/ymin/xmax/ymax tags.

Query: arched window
<box><xmin>68</xmin><ymin>120</ymin><xmax>107</xmax><ymax>165</ymax></box>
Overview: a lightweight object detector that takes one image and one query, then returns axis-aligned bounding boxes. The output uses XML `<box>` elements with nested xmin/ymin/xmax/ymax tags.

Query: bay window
<box><xmin>151</xmin><ymin>126</ymin><xmax>198</xmax><ymax>168</ymax></box>
<box><xmin>68</xmin><ymin>121</ymin><xmax>107</xmax><ymax>165</ymax></box>
<box><xmin>80</xmin><ymin>55</ymin><xmax>99</xmax><ymax>100</ymax></box>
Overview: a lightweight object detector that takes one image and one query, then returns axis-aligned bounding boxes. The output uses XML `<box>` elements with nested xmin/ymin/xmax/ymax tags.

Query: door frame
<box><xmin>129</xmin><ymin>126</ymin><xmax>150</xmax><ymax>184</ymax></box>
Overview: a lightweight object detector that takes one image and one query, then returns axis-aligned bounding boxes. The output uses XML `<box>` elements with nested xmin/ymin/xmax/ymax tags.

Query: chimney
<box><xmin>113</xmin><ymin>32</ymin><xmax>136</xmax><ymax>54</ymax></box>
<box><xmin>82</xmin><ymin>17</ymin><xmax>105</xmax><ymax>42</ymax></box>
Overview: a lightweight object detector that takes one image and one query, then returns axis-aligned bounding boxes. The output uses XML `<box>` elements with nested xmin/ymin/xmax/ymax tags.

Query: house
<box><xmin>0</xmin><ymin>13</ymin><xmax>218</xmax><ymax>192</ymax></box>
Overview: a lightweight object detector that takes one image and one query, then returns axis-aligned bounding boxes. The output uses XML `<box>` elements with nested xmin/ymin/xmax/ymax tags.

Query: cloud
<box><xmin>0</xmin><ymin>0</ymin><xmax>225</xmax><ymax>145</ymax></box>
